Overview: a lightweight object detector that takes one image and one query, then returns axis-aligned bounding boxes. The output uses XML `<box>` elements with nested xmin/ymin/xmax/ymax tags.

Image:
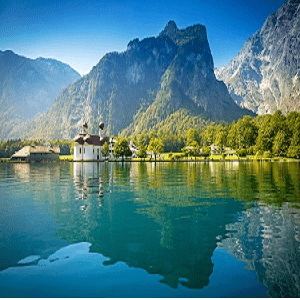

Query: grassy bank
<box><xmin>1</xmin><ymin>154</ymin><xmax>299</xmax><ymax>163</ymax></box>
<box><xmin>59</xmin><ymin>154</ymin><xmax>299</xmax><ymax>163</ymax></box>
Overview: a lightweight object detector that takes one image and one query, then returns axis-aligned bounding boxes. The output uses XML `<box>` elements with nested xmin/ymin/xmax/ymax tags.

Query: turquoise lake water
<box><xmin>0</xmin><ymin>161</ymin><xmax>299</xmax><ymax>297</ymax></box>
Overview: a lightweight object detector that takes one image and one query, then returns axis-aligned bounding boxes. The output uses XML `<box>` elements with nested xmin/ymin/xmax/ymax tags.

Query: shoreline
<box><xmin>1</xmin><ymin>157</ymin><xmax>299</xmax><ymax>163</ymax></box>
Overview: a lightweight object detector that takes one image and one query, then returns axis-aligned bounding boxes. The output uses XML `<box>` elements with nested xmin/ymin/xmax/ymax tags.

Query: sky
<box><xmin>1</xmin><ymin>0</ymin><xmax>286</xmax><ymax>76</ymax></box>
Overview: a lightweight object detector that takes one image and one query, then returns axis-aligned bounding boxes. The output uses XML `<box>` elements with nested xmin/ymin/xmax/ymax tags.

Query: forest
<box><xmin>0</xmin><ymin>110</ymin><xmax>300</xmax><ymax>159</ymax></box>
<box><xmin>130</xmin><ymin>110</ymin><xmax>300</xmax><ymax>159</ymax></box>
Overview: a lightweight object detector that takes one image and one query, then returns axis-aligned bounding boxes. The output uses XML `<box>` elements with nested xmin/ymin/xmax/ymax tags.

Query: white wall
<box><xmin>74</xmin><ymin>145</ymin><xmax>103</xmax><ymax>161</ymax></box>
<box><xmin>74</xmin><ymin>145</ymin><xmax>83</xmax><ymax>161</ymax></box>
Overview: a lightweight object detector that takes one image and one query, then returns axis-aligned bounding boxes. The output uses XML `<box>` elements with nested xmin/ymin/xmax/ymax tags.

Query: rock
<box><xmin>21</xmin><ymin>21</ymin><xmax>253</xmax><ymax>140</ymax></box>
<box><xmin>216</xmin><ymin>0</ymin><xmax>300</xmax><ymax>115</ymax></box>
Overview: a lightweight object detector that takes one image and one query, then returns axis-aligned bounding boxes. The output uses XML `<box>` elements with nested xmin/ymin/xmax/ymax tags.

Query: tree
<box><xmin>214</xmin><ymin>124</ymin><xmax>228</xmax><ymax>150</ymax></box>
<box><xmin>287</xmin><ymin>146</ymin><xmax>300</xmax><ymax>158</ymax></box>
<box><xmin>227</xmin><ymin>122</ymin><xmax>239</xmax><ymax>149</ymax></box>
<box><xmin>147</xmin><ymin>137</ymin><xmax>164</xmax><ymax>160</ymax></box>
<box><xmin>186</xmin><ymin>128</ymin><xmax>197</xmax><ymax>146</ymax></box>
<box><xmin>102</xmin><ymin>141</ymin><xmax>109</xmax><ymax>159</ymax></box>
<box><xmin>202</xmin><ymin>124</ymin><xmax>216</xmax><ymax>146</ymax></box>
<box><xmin>113</xmin><ymin>137</ymin><xmax>132</xmax><ymax>160</ymax></box>
<box><xmin>289</xmin><ymin>116</ymin><xmax>300</xmax><ymax>147</ymax></box>
<box><xmin>256</xmin><ymin>110</ymin><xmax>287</xmax><ymax>153</ymax></box>
<box><xmin>272</xmin><ymin>130</ymin><xmax>289</xmax><ymax>157</ymax></box>
<box><xmin>137</xmin><ymin>144</ymin><xmax>147</xmax><ymax>160</ymax></box>
<box><xmin>182</xmin><ymin>140</ymin><xmax>200</xmax><ymax>160</ymax></box>
<box><xmin>256</xmin><ymin>114</ymin><xmax>275</xmax><ymax>152</ymax></box>
<box><xmin>236</xmin><ymin>115</ymin><xmax>258</xmax><ymax>149</ymax></box>
<box><xmin>137</xmin><ymin>133</ymin><xmax>149</xmax><ymax>147</ymax></box>
<box><xmin>201</xmin><ymin>146</ymin><xmax>211</xmax><ymax>158</ymax></box>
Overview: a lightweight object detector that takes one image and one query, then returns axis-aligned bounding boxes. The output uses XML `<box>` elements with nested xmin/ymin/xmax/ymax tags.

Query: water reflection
<box><xmin>220</xmin><ymin>203</ymin><xmax>300</xmax><ymax>298</ymax></box>
<box><xmin>69</xmin><ymin>161</ymin><xmax>300</xmax><ymax>293</ymax></box>
<box><xmin>70</xmin><ymin>161</ymin><xmax>245</xmax><ymax>289</ymax></box>
<box><xmin>1</xmin><ymin>161</ymin><xmax>300</xmax><ymax>296</ymax></box>
<box><xmin>73</xmin><ymin>162</ymin><xmax>114</xmax><ymax>206</ymax></box>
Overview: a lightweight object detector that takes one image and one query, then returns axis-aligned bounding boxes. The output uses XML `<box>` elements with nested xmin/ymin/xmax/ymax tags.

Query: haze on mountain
<box><xmin>216</xmin><ymin>0</ymin><xmax>300</xmax><ymax>115</ymax></box>
<box><xmin>19</xmin><ymin>21</ymin><xmax>253</xmax><ymax>140</ymax></box>
<box><xmin>0</xmin><ymin>50</ymin><xmax>81</xmax><ymax>141</ymax></box>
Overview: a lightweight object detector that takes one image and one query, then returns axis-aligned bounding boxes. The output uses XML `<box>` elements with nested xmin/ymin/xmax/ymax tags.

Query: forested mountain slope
<box><xmin>21</xmin><ymin>21</ymin><xmax>253</xmax><ymax>140</ymax></box>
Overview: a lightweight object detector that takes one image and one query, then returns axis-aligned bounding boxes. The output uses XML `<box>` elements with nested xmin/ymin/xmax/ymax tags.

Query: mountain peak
<box><xmin>159</xmin><ymin>21</ymin><xmax>206</xmax><ymax>47</ymax></box>
<box><xmin>164</xmin><ymin>20</ymin><xmax>178</xmax><ymax>32</ymax></box>
<box><xmin>15</xmin><ymin>21</ymin><xmax>252</xmax><ymax>140</ymax></box>
<box><xmin>159</xmin><ymin>20</ymin><xmax>179</xmax><ymax>41</ymax></box>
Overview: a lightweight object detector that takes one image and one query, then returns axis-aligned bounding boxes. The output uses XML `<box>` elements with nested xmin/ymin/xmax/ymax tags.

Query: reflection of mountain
<box><xmin>220</xmin><ymin>204</ymin><xmax>300</xmax><ymax>298</ymax></box>
<box><xmin>69</xmin><ymin>161</ymin><xmax>244</xmax><ymax>289</ymax></box>
<box><xmin>6</xmin><ymin>161</ymin><xmax>300</xmax><ymax>293</ymax></box>
<box><xmin>67</xmin><ymin>161</ymin><xmax>300</xmax><ymax>290</ymax></box>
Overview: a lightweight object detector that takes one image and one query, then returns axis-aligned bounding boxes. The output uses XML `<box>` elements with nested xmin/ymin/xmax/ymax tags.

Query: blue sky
<box><xmin>1</xmin><ymin>0</ymin><xmax>286</xmax><ymax>75</ymax></box>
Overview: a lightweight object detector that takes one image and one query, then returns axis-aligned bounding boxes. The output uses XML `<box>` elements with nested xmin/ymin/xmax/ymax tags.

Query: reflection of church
<box><xmin>70</xmin><ymin>162</ymin><xmax>244</xmax><ymax>289</ymax></box>
<box><xmin>73</xmin><ymin>122</ymin><xmax>114</xmax><ymax>161</ymax></box>
<box><xmin>73</xmin><ymin>162</ymin><xmax>113</xmax><ymax>202</ymax></box>
<box><xmin>69</xmin><ymin>161</ymin><xmax>300</xmax><ymax>295</ymax></box>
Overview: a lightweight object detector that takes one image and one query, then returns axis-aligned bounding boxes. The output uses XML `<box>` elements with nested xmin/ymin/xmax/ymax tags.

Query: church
<box><xmin>73</xmin><ymin>122</ymin><xmax>114</xmax><ymax>161</ymax></box>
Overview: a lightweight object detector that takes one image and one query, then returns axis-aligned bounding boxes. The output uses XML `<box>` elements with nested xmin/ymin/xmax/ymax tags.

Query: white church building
<box><xmin>73</xmin><ymin>122</ymin><xmax>114</xmax><ymax>161</ymax></box>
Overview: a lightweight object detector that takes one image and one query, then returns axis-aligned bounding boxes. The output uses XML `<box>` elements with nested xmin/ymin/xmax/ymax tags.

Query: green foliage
<box><xmin>287</xmin><ymin>146</ymin><xmax>300</xmax><ymax>158</ymax></box>
<box><xmin>227</xmin><ymin>122</ymin><xmax>239</xmax><ymax>149</ymax></box>
<box><xmin>214</xmin><ymin>124</ymin><xmax>228</xmax><ymax>149</ymax></box>
<box><xmin>147</xmin><ymin>137</ymin><xmax>164</xmax><ymax>160</ymax></box>
<box><xmin>272</xmin><ymin>130</ymin><xmax>289</xmax><ymax>156</ymax></box>
<box><xmin>202</xmin><ymin>124</ymin><xmax>216</xmax><ymax>146</ymax></box>
<box><xmin>201</xmin><ymin>146</ymin><xmax>211</xmax><ymax>157</ymax></box>
<box><xmin>185</xmin><ymin>128</ymin><xmax>200</xmax><ymax>146</ymax></box>
<box><xmin>256</xmin><ymin>114</ymin><xmax>276</xmax><ymax>152</ymax></box>
<box><xmin>236</xmin><ymin>148</ymin><xmax>247</xmax><ymax>157</ymax></box>
<box><xmin>255</xmin><ymin>150</ymin><xmax>264</xmax><ymax>159</ymax></box>
<box><xmin>263</xmin><ymin>151</ymin><xmax>272</xmax><ymax>159</ymax></box>
<box><xmin>102</xmin><ymin>142</ymin><xmax>109</xmax><ymax>158</ymax></box>
<box><xmin>2</xmin><ymin>110</ymin><xmax>299</xmax><ymax>161</ymax></box>
<box><xmin>236</xmin><ymin>115</ymin><xmax>258</xmax><ymax>149</ymax></box>
<box><xmin>182</xmin><ymin>140</ymin><xmax>200</xmax><ymax>159</ymax></box>
<box><xmin>137</xmin><ymin>144</ymin><xmax>147</xmax><ymax>159</ymax></box>
<box><xmin>172</xmin><ymin>153</ymin><xmax>185</xmax><ymax>160</ymax></box>
<box><xmin>137</xmin><ymin>134</ymin><xmax>150</xmax><ymax>147</ymax></box>
<box><xmin>113</xmin><ymin>137</ymin><xmax>132</xmax><ymax>159</ymax></box>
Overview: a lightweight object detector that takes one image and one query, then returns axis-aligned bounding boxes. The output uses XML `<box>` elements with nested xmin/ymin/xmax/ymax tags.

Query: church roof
<box><xmin>74</xmin><ymin>134</ymin><xmax>110</xmax><ymax>146</ymax></box>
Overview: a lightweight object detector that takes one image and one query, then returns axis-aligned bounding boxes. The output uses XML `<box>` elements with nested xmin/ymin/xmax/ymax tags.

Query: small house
<box><xmin>209</xmin><ymin>144</ymin><xmax>222</xmax><ymax>155</ymax></box>
<box><xmin>11</xmin><ymin>146</ymin><xmax>60</xmax><ymax>162</ymax></box>
<box><xmin>224</xmin><ymin>149</ymin><xmax>238</xmax><ymax>158</ymax></box>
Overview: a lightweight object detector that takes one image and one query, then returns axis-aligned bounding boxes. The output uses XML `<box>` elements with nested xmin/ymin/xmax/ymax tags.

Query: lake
<box><xmin>0</xmin><ymin>161</ymin><xmax>300</xmax><ymax>297</ymax></box>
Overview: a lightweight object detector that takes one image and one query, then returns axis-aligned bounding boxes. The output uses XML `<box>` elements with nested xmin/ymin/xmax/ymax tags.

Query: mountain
<box><xmin>0</xmin><ymin>50</ymin><xmax>81</xmax><ymax>140</ymax></box>
<box><xmin>122</xmin><ymin>21</ymin><xmax>254</xmax><ymax>136</ymax></box>
<box><xmin>19</xmin><ymin>21</ymin><xmax>253</xmax><ymax>140</ymax></box>
<box><xmin>216</xmin><ymin>0</ymin><xmax>300</xmax><ymax>115</ymax></box>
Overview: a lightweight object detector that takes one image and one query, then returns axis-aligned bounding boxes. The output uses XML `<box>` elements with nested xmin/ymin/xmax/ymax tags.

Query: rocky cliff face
<box><xmin>0</xmin><ymin>50</ymin><xmax>80</xmax><ymax>140</ymax></box>
<box><xmin>125</xmin><ymin>21</ymin><xmax>252</xmax><ymax>136</ymax></box>
<box><xmin>22</xmin><ymin>21</ymin><xmax>252</xmax><ymax>140</ymax></box>
<box><xmin>216</xmin><ymin>0</ymin><xmax>300</xmax><ymax>115</ymax></box>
